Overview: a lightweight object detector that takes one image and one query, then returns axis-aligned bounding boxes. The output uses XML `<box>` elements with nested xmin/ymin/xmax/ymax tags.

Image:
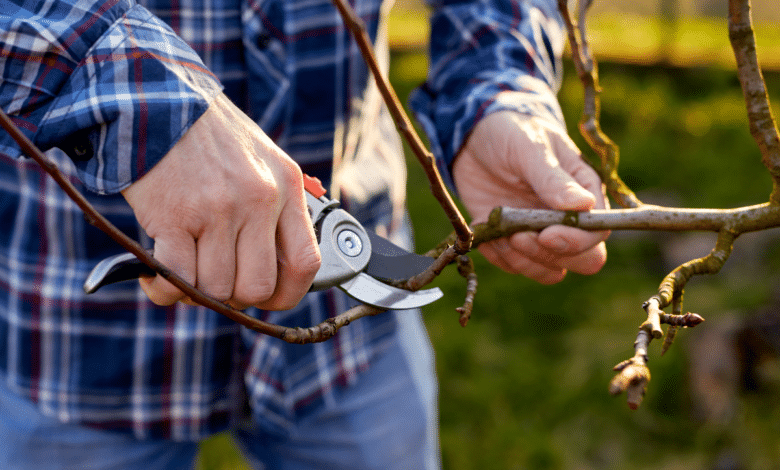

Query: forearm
<box><xmin>0</xmin><ymin>0</ymin><xmax>222</xmax><ymax>194</ymax></box>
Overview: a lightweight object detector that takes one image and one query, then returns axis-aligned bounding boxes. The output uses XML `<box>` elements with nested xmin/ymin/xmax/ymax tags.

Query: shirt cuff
<box><xmin>410</xmin><ymin>73</ymin><xmax>565</xmax><ymax>192</ymax></box>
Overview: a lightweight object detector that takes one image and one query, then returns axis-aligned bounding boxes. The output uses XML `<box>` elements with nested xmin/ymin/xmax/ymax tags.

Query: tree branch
<box><xmin>429</xmin><ymin>204</ymin><xmax>780</xmax><ymax>257</ymax></box>
<box><xmin>331</xmin><ymin>0</ymin><xmax>473</xmax><ymax>255</ymax></box>
<box><xmin>557</xmin><ymin>0</ymin><xmax>780</xmax><ymax>410</ymax></box>
<box><xmin>728</xmin><ymin>0</ymin><xmax>780</xmax><ymax>202</ymax></box>
<box><xmin>558</xmin><ymin>0</ymin><xmax>642</xmax><ymax>209</ymax></box>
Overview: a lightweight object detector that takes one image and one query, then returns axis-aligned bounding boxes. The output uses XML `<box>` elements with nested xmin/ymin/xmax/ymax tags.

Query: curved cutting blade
<box><xmin>364</xmin><ymin>231</ymin><xmax>435</xmax><ymax>283</ymax></box>
<box><xmin>83</xmin><ymin>252</ymin><xmax>155</xmax><ymax>294</ymax></box>
<box><xmin>339</xmin><ymin>272</ymin><xmax>443</xmax><ymax>310</ymax></box>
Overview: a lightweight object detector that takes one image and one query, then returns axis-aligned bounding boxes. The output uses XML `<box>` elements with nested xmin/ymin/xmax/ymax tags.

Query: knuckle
<box><xmin>245</xmin><ymin>176</ymin><xmax>280</xmax><ymax>208</ymax></box>
<box><xmin>201</xmin><ymin>185</ymin><xmax>239</xmax><ymax>216</ymax></box>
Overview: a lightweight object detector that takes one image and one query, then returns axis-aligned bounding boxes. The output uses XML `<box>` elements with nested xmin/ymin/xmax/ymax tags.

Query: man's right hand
<box><xmin>121</xmin><ymin>93</ymin><xmax>321</xmax><ymax>311</ymax></box>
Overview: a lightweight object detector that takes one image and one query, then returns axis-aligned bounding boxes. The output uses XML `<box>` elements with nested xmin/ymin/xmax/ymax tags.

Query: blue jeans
<box><xmin>0</xmin><ymin>314</ymin><xmax>439</xmax><ymax>470</ymax></box>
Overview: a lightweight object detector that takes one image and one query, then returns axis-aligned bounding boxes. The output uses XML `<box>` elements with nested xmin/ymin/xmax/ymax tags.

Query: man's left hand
<box><xmin>453</xmin><ymin>111</ymin><xmax>609</xmax><ymax>284</ymax></box>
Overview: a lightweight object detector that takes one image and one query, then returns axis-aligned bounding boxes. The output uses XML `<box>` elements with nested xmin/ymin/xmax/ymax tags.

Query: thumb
<box><xmin>531</xmin><ymin>164</ymin><xmax>596</xmax><ymax>211</ymax></box>
<box><xmin>515</xmin><ymin>120</ymin><xmax>596</xmax><ymax>211</ymax></box>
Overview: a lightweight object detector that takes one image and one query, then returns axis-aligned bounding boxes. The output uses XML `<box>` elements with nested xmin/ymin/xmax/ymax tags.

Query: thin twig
<box><xmin>660</xmin><ymin>290</ymin><xmax>684</xmax><ymax>355</ymax></box>
<box><xmin>456</xmin><ymin>255</ymin><xmax>478</xmax><ymax>327</ymax></box>
<box><xmin>558</xmin><ymin>0</ymin><xmax>642</xmax><ymax>209</ymax></box>
<box><xmin>653</xmin><ymin>229</ymin><xmax>737</xmax><ymax>309</ymax></box>
<box><xmin>0</xmin><ymin>108</ymin><xmax>297</xmax><ymax>340</ymax></box>
<box><xmin>610</xmin><ymin>230</ymin><xmax>734</xmax><ymax>408</ymax></box>
<box><xmin>281</xmin><ymin>304</ymin><xmax>385</xmax><ymax>344</ymax></box>
<box><xmin>401</xmin><ymin>245</ymin><xmax>460</xmax><ymax>291</ymax></box>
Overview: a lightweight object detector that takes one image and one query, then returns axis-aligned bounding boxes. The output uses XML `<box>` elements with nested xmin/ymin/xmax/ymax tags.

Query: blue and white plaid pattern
<box><xmin>0</xmin><ymin>0</ymin><xmax>564</xmax><ymax>441</ymax></box>
<box><xmin>411</xmin><ymin>0</ymin><xmax>566</xmax><ymax>190</ymax></box>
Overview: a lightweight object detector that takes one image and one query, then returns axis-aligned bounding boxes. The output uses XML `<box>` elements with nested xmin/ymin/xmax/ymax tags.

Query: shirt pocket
<box><xmin>241</xmin><ymin>0</ymin><xmax>290</xmax><ymax>130</ymax></box>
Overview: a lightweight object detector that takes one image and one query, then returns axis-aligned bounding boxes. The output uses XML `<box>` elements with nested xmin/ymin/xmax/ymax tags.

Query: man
<box><xmin>0</xmin><ymin>0</ymin><xmax>608</xmax><ymax>468</ymax></box>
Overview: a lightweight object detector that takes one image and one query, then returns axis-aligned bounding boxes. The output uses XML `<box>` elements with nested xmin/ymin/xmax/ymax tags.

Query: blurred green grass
<box><xmin>388</xmin><ymin>8</ymin><xmax>780</xmax><ymax>70</ymax></box>
<box><xmin>198</xmin><ymin>41</ymin><xmax>780</xmax><ymax>470</ymax></box>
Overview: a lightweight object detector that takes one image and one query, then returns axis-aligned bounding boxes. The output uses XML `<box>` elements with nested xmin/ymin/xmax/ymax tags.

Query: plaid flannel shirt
<box><xmin>0</xmin><ymin>0</ymin><xmax>565</xmax><ymax>441</ymax></box>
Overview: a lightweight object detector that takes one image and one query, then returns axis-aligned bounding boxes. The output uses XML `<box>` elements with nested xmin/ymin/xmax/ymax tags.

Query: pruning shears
<box><xmin>83</xmin><ymin>174</ymin><xmax>443</xmax><ymax>310</ymax></box>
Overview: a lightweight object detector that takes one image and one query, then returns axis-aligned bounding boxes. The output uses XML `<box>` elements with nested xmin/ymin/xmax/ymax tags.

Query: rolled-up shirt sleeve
<box><xmin>0</xmin><ymin>0</ymin><xmax>223</xmax><ymax>194</ymax></box>
<box><xmin>409</xmin><ymin>0</ymin><xmax>566</xmax><ymax>190</ymax></box>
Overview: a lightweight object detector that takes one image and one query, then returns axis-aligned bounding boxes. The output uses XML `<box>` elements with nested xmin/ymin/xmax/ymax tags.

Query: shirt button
<box><xmin>73</xmin><ymin>144</ymin><xmax>89</xmax><ymax>158</ymax></box>
<box><xmin>68</xmin><ymin>142</ymin><xmax>93</xmax><ymax>161</ymax></box>
<box><xmin>256</xmin><ymin>33</ymin><xmax>272</xmax><ymax>49</ymax></box>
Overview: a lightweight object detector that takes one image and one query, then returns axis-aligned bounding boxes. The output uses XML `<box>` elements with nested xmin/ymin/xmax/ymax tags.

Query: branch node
<box><xmin>562</xmin><ymin>210</ymin><xmax>580</xmax><ymax>227</ymax></box>
<box><xmin>608</xmin><ymin>357</ymin><xmax>650</xmax><ymax>410</ymax></box>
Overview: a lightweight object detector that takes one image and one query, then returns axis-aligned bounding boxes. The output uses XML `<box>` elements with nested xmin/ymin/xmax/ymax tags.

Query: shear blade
<box><xmin>364</xmin><ymin>231</ymin><xmax>435</xmax><ymax>282</ymax></box>
<box><xmin>339</xmin><ymin>272</ymin><xmax>443</xmax><ymax>310</ymax></box>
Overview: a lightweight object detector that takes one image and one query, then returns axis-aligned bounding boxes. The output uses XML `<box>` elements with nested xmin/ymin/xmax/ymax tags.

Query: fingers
<box><xmin>230</xmin><ymin>209</ymin><xmax>278</xmax><ymax>309</ymax></box>
<box><xmin>141</xmin><ymin>198</ymin><xmax>317</xmax><ymax>312</ymax></box>
<box><xmin>560</xmin><ymin>241</ymin><xmax>608</xmax><ymax>276</ymax></box>
<box><xmin>454</xmin><ymin>111</ymin><xmax>611</xmax><ymax>283</ymax></box>
<box><xmin>123</xmin><ymin>93</ymin><xmax>321</xmax><ymax>311</ymax></box>
<box><xmin>478</xmin><ymin>237</ymin><xmax>567</xmax><ymax>285</ymax></box>
<box><xmin>479</xmin><ymin>233</ymin><xmax>607</xmax><ymax>283</ymax></box>
<box><xmin>252</xmin><ymin>197</ymin><xmax>321</xmax><ymax>311</ymax></box>
<box><xmin>230</xmin><ymin>168</ymin><xmax>320</xmax><ymax>310</ymax></box>
<box><xmin>196</xmin><ymin>218</ymin><xmax>238</xmax><ymax>302</ymax></box>
<box><xmin>139</xmin><ymin>229</ymin><xmax>196</xmax><ymax>306</ymax></box>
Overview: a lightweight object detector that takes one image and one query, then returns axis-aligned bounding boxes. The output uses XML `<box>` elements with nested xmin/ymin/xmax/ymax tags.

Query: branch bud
<box><xmin>609</xmin><ymin>358</ymin><xmax>651</xmax><ymax>410</ymax></box>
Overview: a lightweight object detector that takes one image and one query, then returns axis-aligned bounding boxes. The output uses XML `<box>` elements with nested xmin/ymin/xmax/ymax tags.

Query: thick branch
<box><xmin>430</xmin><ymin>203</ymin><xmax>780</xmax><ymax>257</ymax></box>
<box><xmin>728</xmin><ymin>0</ymin><xmax>780</xmax><ymax>202</ymax></box>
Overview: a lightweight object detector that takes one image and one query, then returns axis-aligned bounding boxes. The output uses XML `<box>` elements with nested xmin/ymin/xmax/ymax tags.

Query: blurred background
<box><xmin>199</xmin><ymin>1</ymin><xmax>780</xmax><ymax>468</ymax></box>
